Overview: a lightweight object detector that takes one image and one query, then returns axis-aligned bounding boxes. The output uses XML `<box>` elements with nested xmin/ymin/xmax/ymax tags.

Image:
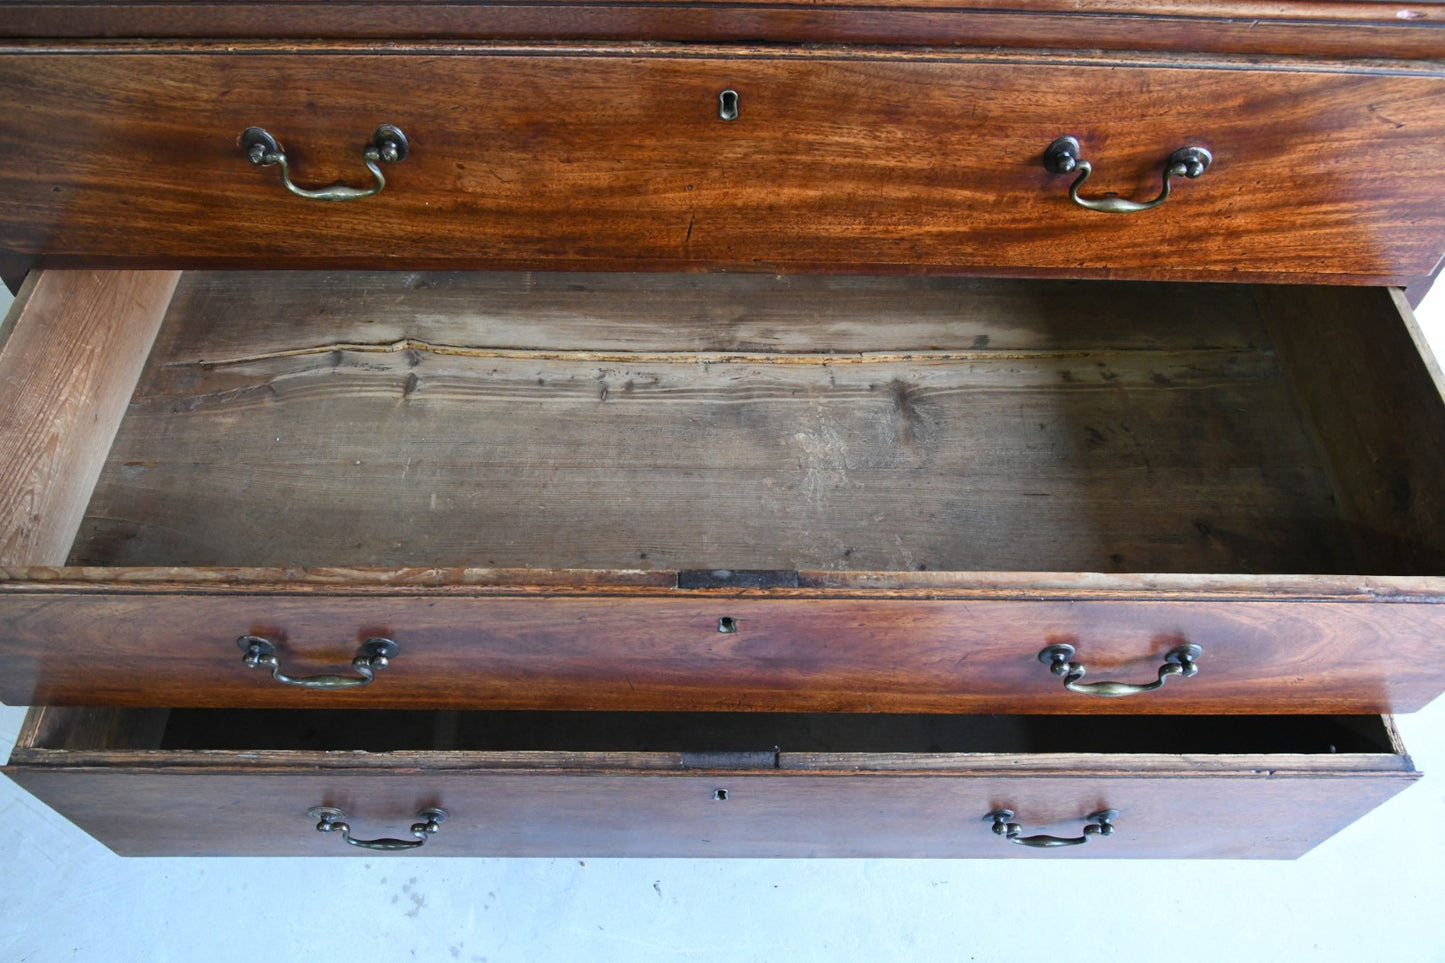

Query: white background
<box><xmin>0</xmin><ymin>279</ymin><xmax>1442</xmax><ymax>963</ymax></box>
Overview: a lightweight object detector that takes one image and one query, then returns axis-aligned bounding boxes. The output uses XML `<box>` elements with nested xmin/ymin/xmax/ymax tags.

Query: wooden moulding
<box><xmin>4</xmin><ymin>0</ymin><xmax>1445</xmax><ymax>59</ymax></box>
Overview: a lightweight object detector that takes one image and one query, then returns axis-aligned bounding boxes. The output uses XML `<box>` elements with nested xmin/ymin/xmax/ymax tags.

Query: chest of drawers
<box><xmin>3</xmin><ymin>0</ymin><xmax>1445</xmax><ymax>858</ymax></box>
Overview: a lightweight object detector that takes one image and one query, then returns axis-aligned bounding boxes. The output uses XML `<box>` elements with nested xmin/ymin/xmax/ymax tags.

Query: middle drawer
<box><xmin>2</xmin><ymin>270</ymin><xmax>1445</xmax><ymax>713</ymax></box>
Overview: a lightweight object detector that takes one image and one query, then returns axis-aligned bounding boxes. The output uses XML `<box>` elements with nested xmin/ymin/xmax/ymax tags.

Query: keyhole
<box><xmin>719</xmin><ymin>89</ymin><xmax>739</xmax><ymax>121</ymax></box>
<box><xmin>718</xmin><ymin>616</ymin><xmax>738</xmax><ymax>634</ymax></box>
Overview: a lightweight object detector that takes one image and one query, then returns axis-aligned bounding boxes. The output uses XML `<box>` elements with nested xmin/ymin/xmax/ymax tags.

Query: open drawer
<box><xmin>3</xmin><ymin>270</ymin><xmax>1445</xmax><ymax>713</ymax></box>
<box><xmin>3</xmin><ymin>706</ymin><xmax>1417</xmax><ymax>858</ymax></box>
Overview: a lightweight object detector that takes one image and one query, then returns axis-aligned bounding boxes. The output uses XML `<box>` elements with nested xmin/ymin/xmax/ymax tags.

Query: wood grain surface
<box><xmin>4</xmin><ymin>6</ymin><xmax>1443</xmax><ymax>865</ymax></box>
<box><xmin>3</xmin><ymin>48</ymin><xmax>1445</xmax><ymax>281</ymax></box>
<box><xmin>1</xmin><ymin>590</ymin><xmax>1444</xmax><ymax>712</ymax></box>
<box><xmin>12</xmin><ymin>767</ymin><xmax>1411</xmax><ymax>858</ymax></box>
<box><xmin>4</xmin><ymin>705</ymin><xmax>1414</xmax><ymax>856</ymax></box>
<box><xmin>0</xmin><ymin>270</ymin><xmax>178</xmax><ymax>566</ymax></box>
<box><xmin>71</xmin><ymin>272</ymin><xmax>1355</xmax><ymax>576</ymax></box>
<box><xmin>0</xmin><ymin>270</ymin><xmax>1440</xmax><ymax>713</ymax></box>
<box><xmin>5</xmin><ymin>0</ymin><xmax>1445</xmax><ymax>59</ymax></box>
<box><xmin>1258</xmin><ymin>285</ymin><xmax>1445</xmax><ymax>576</ymax></box>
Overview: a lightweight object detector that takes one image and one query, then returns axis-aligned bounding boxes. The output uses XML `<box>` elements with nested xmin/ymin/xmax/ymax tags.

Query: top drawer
<box><xmin>4</xmin><ymin>46</ymin><xmax>1445</xmax><ymax>283</ymax></box>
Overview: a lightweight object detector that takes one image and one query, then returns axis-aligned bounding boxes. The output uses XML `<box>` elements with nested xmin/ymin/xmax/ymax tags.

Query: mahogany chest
<box><xmin>3</xmin><ymin>0</ymin><xmax>1445</xmax><ymax>856</ymax></box>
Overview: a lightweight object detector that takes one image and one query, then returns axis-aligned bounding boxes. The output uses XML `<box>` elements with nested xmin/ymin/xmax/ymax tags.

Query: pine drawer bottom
<box><xmin>3</xmin><ymin>707</ymin><xmax>1416</xmax><ymax>858</ymax></box>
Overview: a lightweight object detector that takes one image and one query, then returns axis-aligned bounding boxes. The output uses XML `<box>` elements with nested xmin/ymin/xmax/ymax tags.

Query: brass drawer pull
<box><xmin>240</xmin><ymin>125</ymin><xmax>409</xmax><ymax>202</ymax></box>
<box><xmin>237</xmin><ymin>635</ymin><xmax>400</xmax><ymax>689</ymax></box>
<box><xmin>987</xmin><ymin>809</ymin><xmax>1118</xmax><ymax>848</ymax></box>
<box><xmin>1039</xmin><ymin>642</ymin><xmax>1201</xmax><ymax>697</ymax></box>
<box><xmin>307</xmin><ymin>807</ymin><xmax>447</xmax><ymax>851</ymax></box>
<box><xmin>1043</xmin><ymin>135</ymin><xmax>1211</xmax><ymax>213</ymax></box>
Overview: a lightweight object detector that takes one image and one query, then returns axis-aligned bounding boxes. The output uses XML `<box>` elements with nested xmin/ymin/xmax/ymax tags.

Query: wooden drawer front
<box><xmin>3</xmin><ymin>708</ymin><xmax>1416</xmax><ymax>858</ymax></box>
<box><xmin>4</xmin><ymin>590</ymin><xmax>1445</xmax><ymax>713</ymax></box>
<box><xmin>14</xmin><ymin>768</ymin><xmax>1412</xmax><ymax>859</ymax></box>
<box><xmin>4</xmin><ymin>49</ymin><xmax>1445</xmax><ymax>282</ymax></box>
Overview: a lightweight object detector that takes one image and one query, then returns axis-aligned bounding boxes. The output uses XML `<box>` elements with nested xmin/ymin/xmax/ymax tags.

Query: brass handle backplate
<box><xmin>1044</xmin><ymin>135</ymin><xmax>1211</xmax><ymax>213</ymax></box>
<box><xmin>987</xmin><ymin>809</ymin><xmax>1118</xmax><ymax>848</ymax></box>
<box><xmin>237</xmin><ymin>635</ymin><xmax>400</xmax><ymax>689</ymax></box>
<box><xmin>307</xmin><ymin>807</ymin><xmax>447</xmax><ymax>851</ymax></box>
<box><xmin>1039</xmin><ymin>642</ymin><xmax>1202</xmax><ymax>697</ymax></box>
<box><xmin>240</xmin><ymin>125</ymin><xmax>409</xmax><ymax>201</ymax></box>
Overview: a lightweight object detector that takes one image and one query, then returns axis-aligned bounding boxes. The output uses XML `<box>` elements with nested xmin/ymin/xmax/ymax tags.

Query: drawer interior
<box><xmin>54</xmin><ymin>271</ymin><xmax>1445</xmax><ymax>577</ymax></box>
<box><xmin>18</xmin><ymin>706</ymin><xmax>1403</xmax><ymax>758</ymax></box>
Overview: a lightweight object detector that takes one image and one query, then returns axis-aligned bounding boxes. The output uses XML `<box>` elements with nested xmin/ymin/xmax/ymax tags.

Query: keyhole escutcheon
<box><xmin>719</xmin><ymin>90</ymin><xmax>740</xmax><ymax>121</ymax></box>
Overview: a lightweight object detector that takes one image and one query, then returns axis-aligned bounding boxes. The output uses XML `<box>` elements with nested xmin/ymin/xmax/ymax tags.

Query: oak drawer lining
<box><xmin>57</xmin><ymin>270</ymin><xmax>1445</xmax><ymax>577</ymax></box>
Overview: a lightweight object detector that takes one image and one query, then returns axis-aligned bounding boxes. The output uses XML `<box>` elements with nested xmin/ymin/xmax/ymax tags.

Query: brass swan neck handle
<box><xmin>240</xmin><ymin>125</ymin><xmax>409</xmax><ymax>201</ymax></box>
<box><xmin>1044</xmin><ymin>135</ymin><xmax>1211</xmax><ymax>213</ymax></box>
<box><xmin>1039</xmin><ymin>643</ymin><xmax>1202</xmax><ymax>697</ymax></box>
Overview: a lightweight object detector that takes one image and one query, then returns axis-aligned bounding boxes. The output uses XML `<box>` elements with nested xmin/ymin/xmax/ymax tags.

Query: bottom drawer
<box><xmin>3</xmin><ymin>707</ymin><xmax>1416</xmax><ymax>858</ymax></box>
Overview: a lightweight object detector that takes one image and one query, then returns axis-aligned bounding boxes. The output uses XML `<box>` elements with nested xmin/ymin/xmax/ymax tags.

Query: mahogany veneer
<box><xmin>2</xmin><ymin>49</ymin><xmax>1445</xmax><ymax>283</ymax></box>
<box><xmin>3</xmin><ymin>707</ymin><xmax>1415</xmax><ymax>857</ymax></box>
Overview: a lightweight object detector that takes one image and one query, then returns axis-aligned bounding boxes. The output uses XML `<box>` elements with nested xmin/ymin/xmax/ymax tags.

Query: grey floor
<box><xmin>1</xmin><ymin>280</ymin><xmax>1444</xmax><ymax>963</ymax></box>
